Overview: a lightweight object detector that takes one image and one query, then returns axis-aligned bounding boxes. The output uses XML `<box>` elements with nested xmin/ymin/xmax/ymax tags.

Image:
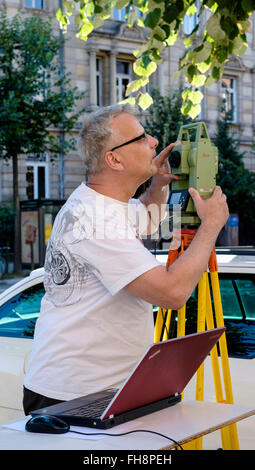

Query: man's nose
<box><xmin>148</xmin><ymin>134</ymin><xmax>158</xmax><ymax>148</ymax></box>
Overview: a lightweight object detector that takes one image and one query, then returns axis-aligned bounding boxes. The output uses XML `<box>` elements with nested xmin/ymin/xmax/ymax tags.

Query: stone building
<box><xmin>1</xmin><ymin>0</ymin><xmax>255</xmax><ymax>205</ymax></box>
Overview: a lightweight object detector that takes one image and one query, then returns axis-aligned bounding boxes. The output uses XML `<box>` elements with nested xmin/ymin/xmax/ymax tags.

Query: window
<box><xmin>25</xmin><ymin>0</ymin><xmax>44</xmax><ymax>8</ymax></box>
<box><xmin>235</xmin><ymin>279</ymin><xmax>255</xmax><ymax>321</ymax></box>
<box><xmin>183</xmin><ymin>1</ymin><xmax>199</xmax><ymax>34</ymax></box>
<box><xmin>0</xmin><ymin>283</ymin><xmax>44</xmax><ymax>338</ymax></box>
<box><xmin>220</xmin><ymin>77</ymin><xmax>237</xmax><ymax>122</ymax></box>
<box><xmin>96</xmin><ymin>58</ymin><xmax>103</xmax><ymax>107</ymax></box>
<box><xmin>26</xmin><ymin>154</ymin><xmax>50</xmax><ymax>200</ymax></box>
<box><xmin>112</xmin><ymin>6</ymin><xmax>142</xmax><ymax>21</ymax></box>
<box><xmin>116</xmin><ymin>61</ymin><xmax>132</xmax><ymax>102</ymax></box>
<box><xmin>218</xmin><ymin>279</ymin><xmax>243</xmax><ymax>320</ymax></box>
<box><xmin>113</xmin><ymin>6</ymin><xmax>127</xmax><ymax>21</ymax></box>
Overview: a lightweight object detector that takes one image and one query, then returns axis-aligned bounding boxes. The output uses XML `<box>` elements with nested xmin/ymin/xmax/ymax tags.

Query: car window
<box><xmin>235</xmin><ymin>279</ymin><xmax>255</xmax><ymax>320</ymax></box>
<box><xmin>0</xmin><ymin>283</ymin><xmax>44</xmax><ymax>338</ymax></box>
<box><xmin>218</xmin><ymin>279</ymin><xmax>243</xmax><ymax>320</ymax></box>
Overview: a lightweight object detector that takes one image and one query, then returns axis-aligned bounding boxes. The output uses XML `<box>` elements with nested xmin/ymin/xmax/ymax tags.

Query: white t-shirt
<box><xmin>24</xmin><ymin>183</ymin><xmax>161</xmax><ymax>400</ymax></box>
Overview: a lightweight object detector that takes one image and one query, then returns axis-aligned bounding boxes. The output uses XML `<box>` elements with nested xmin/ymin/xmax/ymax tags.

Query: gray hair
<box><xmin>78</xmin><ymin>104</ymin><xmax>137</xmax><ymax>176</ymax></box>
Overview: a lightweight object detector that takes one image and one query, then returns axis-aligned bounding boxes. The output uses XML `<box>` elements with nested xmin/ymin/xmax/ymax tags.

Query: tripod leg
<box><xmin>210</xmin><ymin>271</ymin><xmax>239</xmax><ymax>450</ymax></box>
<box><xmin>163</xmin><ymin>309</ymin><xmax>172</xmax><ymax>341</ymax></box>
<box><xmin>177</xmin><ymin>304</ymin><xmax>186</xmax><ymax>338</ymax></box>
<box><xmin>154</xmin><ymin>308</ymin><xmax>172</xmax><ymax>343</ymax></box>
<box><xmin>205</xmin><ymin>274</ymin><xmax>233</xmax><ymax>449</ymax></box>
<box><xmin>196</xmin><ymin>272</ymin><xmax>207</xmax><ymax>401</ymax></box>
<box><xmin>193</xmin><ymin>272</ymin><xmax>207</xmax><ymax>450</ymax></box>
<box><xmin>205</xmin><ymin>272</ymin><xmax>224</xmax><ymax>401</ymax></box>
<box><xmin>154</xmin><ymin>307</ymin><xmax>165</xmax><ymax>343</ymax></box>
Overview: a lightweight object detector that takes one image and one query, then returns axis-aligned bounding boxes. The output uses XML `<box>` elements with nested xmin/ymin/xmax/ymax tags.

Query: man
<box><xmin>23</xmin><ymin>104</ymin><xmax>229</xmax><ymax>415</ymax></box>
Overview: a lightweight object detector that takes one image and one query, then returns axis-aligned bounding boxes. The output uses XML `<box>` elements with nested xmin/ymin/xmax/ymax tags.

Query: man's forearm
<box><xmin>139</xmin><ymin>178</ymin><xmax>169</xmax><ymax>232</ymax></box>
<box><xmin>168</xmin><ymin>220</ymin><xmax>221</xmax><ymax>303</ymax></box>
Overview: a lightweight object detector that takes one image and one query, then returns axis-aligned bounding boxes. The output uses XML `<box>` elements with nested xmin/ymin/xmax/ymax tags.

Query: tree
<box><xmin>56</xmin><ymin>1</ymin><xmax>255</xmax><ymax>118</ymax></box>
<box><xmin>0</xmin><ymin>13</ymin><xmax>85</xmax><ymax>273</ymax></box>
<box><xmin>213</xmin><ymin>116</ymin><xmax>255</xmax><ymax>245</ymax></box>
<box><xmin>144</xmin><ymin>85</ymin><xmax>191</xmax><ymax>154</ymax></box>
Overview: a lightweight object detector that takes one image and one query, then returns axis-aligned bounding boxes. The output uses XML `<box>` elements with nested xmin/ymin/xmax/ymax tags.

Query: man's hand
<box><xmin>152</xmin><ymin>141</ymin><xmax>181</xmax><ymax>187</ymax></box>
<box><xmin>189</xmin><ymin>186</ymin><xmax>229</xmax><ymax>232</ymax></box>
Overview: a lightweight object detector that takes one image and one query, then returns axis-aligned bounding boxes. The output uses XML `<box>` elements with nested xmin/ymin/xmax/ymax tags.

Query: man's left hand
<box><xmin>152</xmin><ymin>141</ymin><xmax>181</xmax><ymax>187</ymax></box>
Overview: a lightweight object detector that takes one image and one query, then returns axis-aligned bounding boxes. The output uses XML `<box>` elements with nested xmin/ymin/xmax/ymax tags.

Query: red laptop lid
<box><xmin>102</xmin><ymin>327</ymin><xmax>225</xmax><ymax>420</ymax></box>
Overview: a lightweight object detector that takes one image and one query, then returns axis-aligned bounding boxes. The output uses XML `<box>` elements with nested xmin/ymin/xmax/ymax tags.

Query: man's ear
<box><xmin>104</xmin><ymin>150</ymin><xmax>124</xmax><ymax>172</ymax></box>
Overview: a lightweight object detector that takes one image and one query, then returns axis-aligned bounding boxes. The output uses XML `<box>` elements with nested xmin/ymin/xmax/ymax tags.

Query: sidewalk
<box><xmin>0</xmin><ymin>275</ymin><xmax>27</xmax><ymax>294</ymax></box>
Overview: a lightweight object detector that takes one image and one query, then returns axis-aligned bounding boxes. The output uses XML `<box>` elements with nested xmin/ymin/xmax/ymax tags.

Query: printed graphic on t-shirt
<box><xmin>44</xmin><ymin>198</ymin><xmax>100</xmax><ymax>306</ymax></box>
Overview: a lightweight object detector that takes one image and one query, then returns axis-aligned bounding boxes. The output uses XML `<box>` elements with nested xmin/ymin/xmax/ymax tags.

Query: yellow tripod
<box><xmin>154</xmin><ymin>230</ymin><xmax>239</xmax><ymax>450</ymax></box>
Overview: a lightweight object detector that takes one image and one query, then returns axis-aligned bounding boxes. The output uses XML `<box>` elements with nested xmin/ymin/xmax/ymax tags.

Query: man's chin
<box><xmin>150</xmin><ymin>162</ymin><xmax>158</xmax><ymax>175</ymax></box>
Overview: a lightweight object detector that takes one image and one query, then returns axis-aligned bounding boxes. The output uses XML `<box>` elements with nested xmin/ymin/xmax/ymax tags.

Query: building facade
<box><xmin>1</xmin><ymin>0</ymin><xmax>255</xmax><ymax>204</ymax></box>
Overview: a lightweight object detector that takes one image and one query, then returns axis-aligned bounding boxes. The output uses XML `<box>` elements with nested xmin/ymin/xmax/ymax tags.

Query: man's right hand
<box><xmin>188</xmin><ymin>185</ymin><xmax>229</xmax><ymax>232</ymax></box>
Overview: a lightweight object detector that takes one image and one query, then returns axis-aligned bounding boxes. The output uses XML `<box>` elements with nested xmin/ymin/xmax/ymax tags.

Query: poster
<box><xmin>21</xmin><ymin>210</ymin><xmax>39</xmax><ymax>265</ymax></box>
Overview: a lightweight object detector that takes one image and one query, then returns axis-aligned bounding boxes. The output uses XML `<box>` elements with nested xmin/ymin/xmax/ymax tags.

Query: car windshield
<box><xmin>153</xmin><ymin>273</ymin><xmax>255</xmax><ymax>359</ymax></box>
<box><xmin>0</xmin><ymin>283</ymin><xmax>44</xmax><ymax>338</ymax></box>
<box><xmin>220</xmin><ymin>276</ymin><xmax>255</xmax><ymax>321</ymax></box>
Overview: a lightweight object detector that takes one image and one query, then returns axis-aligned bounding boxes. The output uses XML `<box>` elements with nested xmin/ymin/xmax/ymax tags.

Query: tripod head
<box><xmin>168</xmin><ymin>122</ymin><xmax>218</xmax><ymax>227</ymax></box>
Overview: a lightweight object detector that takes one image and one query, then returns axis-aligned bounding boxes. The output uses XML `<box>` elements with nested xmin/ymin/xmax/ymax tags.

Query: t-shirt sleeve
<box><xmin>63</xmin><ymin>200</ymin><xmax>161</xmax><ymax>296</ymax></box>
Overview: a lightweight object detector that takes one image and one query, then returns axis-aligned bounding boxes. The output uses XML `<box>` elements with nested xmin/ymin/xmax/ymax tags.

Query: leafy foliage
<box><xmin>0</xmin><ymin>204</ymin><xmax>14</xmax><ymax>249</ymax></box>
<box><xmin>213</xmin><ymin>117</ymin><xmax>255</xmax><ymax>245</ymax></box>
<box><xmin>56</xmin><ymin>1</ymin><xmax>254</xmax><ymax>118</ymax></box>
<box><xmin>144</xmin><ymin>86</ymin><xmax>191</xmax><ymax>153</ymax></box>
<box><xmin>0</xmin><ymin>13</ymin><xmax>85</xmax><ymax>162</ymax></box>
<box><xmin>0</xmin><ymin>12</ymin><xmax>86</xmax><ymax>272</ymax></box>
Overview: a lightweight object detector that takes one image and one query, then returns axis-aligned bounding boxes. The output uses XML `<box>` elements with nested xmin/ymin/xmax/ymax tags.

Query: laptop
<box><xmin>31</xmin><ymin>327</ymin><xmax>225</xmax><ymax>429</ymax></box>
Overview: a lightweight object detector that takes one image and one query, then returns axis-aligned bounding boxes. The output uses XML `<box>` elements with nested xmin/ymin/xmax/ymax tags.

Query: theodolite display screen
<box><xmin>168</xmin><ymin>189</ymin><xmax>190</xmax><ymax>210</ymax></box>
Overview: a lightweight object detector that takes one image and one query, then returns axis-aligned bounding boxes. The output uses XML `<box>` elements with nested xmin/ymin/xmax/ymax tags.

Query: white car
<box><xmin>0</xmin><ymin>249</ymin><xmax>254</xmax><ymax>449</ymax></box>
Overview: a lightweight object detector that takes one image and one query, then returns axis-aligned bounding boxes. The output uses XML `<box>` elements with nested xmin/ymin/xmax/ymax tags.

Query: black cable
<box><xmin>69</xmin><ymin>428</ymin><xmax>184</xmax><ymax>450</ymax></box>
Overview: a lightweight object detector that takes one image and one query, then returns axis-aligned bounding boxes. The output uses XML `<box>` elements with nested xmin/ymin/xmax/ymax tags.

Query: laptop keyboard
<box><xmin>62</xmin><ymin>394</ymin><xmax>115</xmax><ymax>419</ymax></box>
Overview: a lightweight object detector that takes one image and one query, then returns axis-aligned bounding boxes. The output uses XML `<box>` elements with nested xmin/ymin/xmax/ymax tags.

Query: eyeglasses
<box><xmin>110</xmin><ymin>132</ymin><xmax>147</xmax><ymax>152</ymax></box>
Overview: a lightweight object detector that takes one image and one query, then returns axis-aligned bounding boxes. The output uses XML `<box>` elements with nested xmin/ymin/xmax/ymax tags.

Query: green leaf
<box><xmin>133</xmin><ymin>59</ymin><xmax>157</xmax><ymax>77</ymax></box>
<box><xmin>63</xmin><ymin>1</ymin><xmax>75</xmax><ymax>16</ymax></box>
<box><xmin>191</xmin><ymin>73</ymin><xmax>206</xmax><ymax>87</ymax></box>
<box><xmin>119</xmin><ymin>96</ymin><xmax>136</xmax><ymax>106</ymax></box>
<box><xmin>241</xmin><ymin>0</ymin><xmax>255</xmax><ymax>13</ymax></box>
<box><xmin>138</xmin><ymin>92</ymin><xmax>153</xmax><ymax>110</ymax></box>
<box><xmin>56</xmin><ymin>8</ymin><xmax>63</xmax><ymax>23</ymax></box>
<box><xmin>196</xmin><ymin>61</ymin><xmax>211</xmax><ymax>73</ymax></box>
<box><xmin>186</xmin><ymin>4</ymin><xmax>197</xmax><ymax>16</ymax></box>
<box><xmin>215</xmin><ymin>45</ymin><xmax>228</xmax><ymax>63</ymax></box>
<box><xmin>192</xmin><ymin>41</ymin><xmax>212</xmax><ymax>63</ymax></box>
<box><xmin>206</xmin><ymin>0</ymin><xmax>218</xmax><ymax>13</ymax></box>
<box><xmin>126</xmin><ymin>77</ymin><xmax>149</xmax><ymax>96</ymax></box>
<box><xmin>212</xmin><ymin>65</ymin><xmax>220</xmax><ymax>80</ymax></box>
<box><xmin>173</xmin><ymin>69</ymin><xmax>181</xmax><ymax>82</ymax></box>
<box><xmin>94</xmin><ymin>5</ymin><xmax>103</xmax><ymax>14</ymax></box>
<box><xmin>115</xmin><ymin>0</ymin><xmax>129</xmax><ymax>9</ymax></box>
<box><xmin>232</xmin><ymin>36</ymin><xmax>248</xmax><ymax>57</ymax></box>
<box><xmin>220</xmin><ymin>16</ymin><xmax>239</xmax><ymax>40</ymax></box>
<box><xmin>189</xmin><ymin>103</ymin><xmax>201</xmax><ymax>119</ymax></box>
<box><xmin>189</xmin><ymin>90</ymin><xmax>203</xmax><ymax>104</ymax></box>
<box><xmin>206</xmin><ymin>13</ymin><xmax>226</xmax><ymax>41</ymax></box>
<box><xmin>237</xmin><ymin>19</ymin><xmax>251</xmax><ymax>34</ymax></box>
<box><xmin>163</xmin><ymin>4</ymin><xmax>179</xmax><ymax>24</ymax></box>
<box><xmin>127</xmin><ymin>8</ymin><xmax>137</xmax><ymax>28</ymax></box>
<box><xmin>74</xmin><ymin>14</ymin><xmax>83</xmax><ymax>29</ymax></box>
<box><xmin>181</xmin><ymin>101</ymin><xmax>192</xmax><ymax>116</ymax></box>
<box><xmin>152</xmin><ymin>26</ymin><xmax>166</xmax><ymax>41</ymax></box>
<box><xmin>204</xmin><ymin>74</ymin><xmax>215</xmax><ymax>88</ymax></box>
<box><xmin>187</xmin><ymin>64</ymin><xmax>197</xmax><ymax>81</ymax></box>
<box><xmin>79</xmin><ymin>21</ymin><xmax>94</xmax><ymax>39</ymax></box>
<box><xmin>166</xmin><ymin>30</ymin><xmax>178</xmax><ymax>46</ymax></box>
<box><xmin>144</xmin><ymin>8</ymin><xmax>161</xmax><ymax>29</ymax></box>
<box><xmin>137</xmin><ymin>17</ymin><xmax>145</xmax><ymax>27</ymax></box>
<box><xmin>182</xmin><ymin>87</ymin><xmax>192</xmax><ymax>101</ymax></box>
